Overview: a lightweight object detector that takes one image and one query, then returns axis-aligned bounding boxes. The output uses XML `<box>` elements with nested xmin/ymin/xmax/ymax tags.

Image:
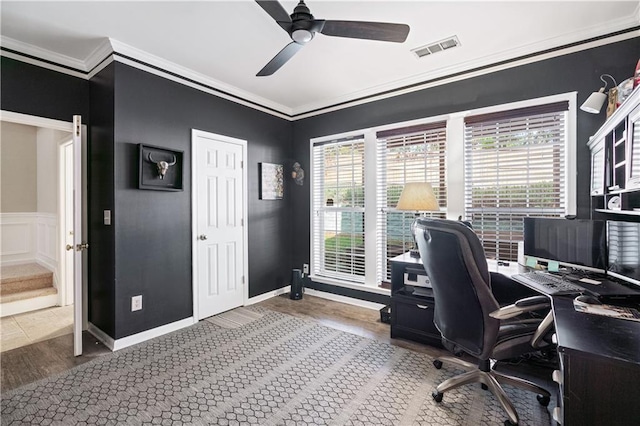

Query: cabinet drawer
<box><xmin>391</xmin><ymin>298</ymin><xmax>441</xmax><ymax>346</ymax></box>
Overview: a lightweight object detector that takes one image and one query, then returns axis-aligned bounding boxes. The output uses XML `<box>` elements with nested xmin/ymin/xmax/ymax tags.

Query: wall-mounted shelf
<box><xmin>590</xmin><ymin>85</ymin><xmax>640</xmax><ymax>216</ymax></box>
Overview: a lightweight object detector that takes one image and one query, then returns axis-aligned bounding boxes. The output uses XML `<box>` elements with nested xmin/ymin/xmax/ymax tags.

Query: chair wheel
<box><xmin>432</xmin><ymin>391</ymin><xmax>443</xmax><ymax>403</ymax></box>
<box><xmin>481</xmin><ymin>383</ymin><xmax>488</xmax><ymax>390</ymax></box>
<box><xmin>433</xmin><ymin>360</ymin><xmax>443</xmax><ymax>369</ymax></box>
<box><xmin>537</xmin><ymin>394</ymin><xmax>550</xmax><ymax>407</ymax></box>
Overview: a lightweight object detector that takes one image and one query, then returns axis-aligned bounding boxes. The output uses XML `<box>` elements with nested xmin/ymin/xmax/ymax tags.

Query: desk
<box><xmin>511</xmin><ymin>274</ymin><xmax>640</xmax><ymax>425</ymax></box>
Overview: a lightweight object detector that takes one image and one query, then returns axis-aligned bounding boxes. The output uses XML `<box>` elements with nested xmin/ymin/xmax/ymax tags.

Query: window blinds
<box><xmin>376</xmin><ymin>122</ymin><xmax>447</xmax><ymax>283</ymax></box>
<box><xmin>312</xmin><ymin>137</ymin><xmax>366</xmax><ymax>282</ymax></box>
<box><xmin>464</xmin><ymin>102</ymin><xmax>568</xmax><ymax>261</ymax></box>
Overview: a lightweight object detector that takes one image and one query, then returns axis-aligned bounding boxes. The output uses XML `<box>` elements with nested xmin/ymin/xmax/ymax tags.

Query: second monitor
<box><xmin>523</xmin><ymin>217</ymin><xmax>607</xmax><ymax>273</ymax></box>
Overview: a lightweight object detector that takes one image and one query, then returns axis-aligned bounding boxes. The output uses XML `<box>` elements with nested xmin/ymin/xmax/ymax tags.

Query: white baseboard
<box><xmin>88</xmin><ymin>317</ymin><xmax>196</xmax><ymax>352</ymax></box>
<box><xmin>0</xmin><ymin>293</ymin><xmax>58</xmax><ymax>317</ymax></box>
<box><xmin>304</xmin><ymin>288</ymin><xmax>387</xmax><ymax>311</ymax></box>
<box><xmin>245</xmin><ymin>285</ymin><xmax>291</xmax><ymax>305</ymax></box>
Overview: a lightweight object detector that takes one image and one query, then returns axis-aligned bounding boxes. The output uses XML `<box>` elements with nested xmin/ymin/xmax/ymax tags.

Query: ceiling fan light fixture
<box><xmin>292</xmin><ymin>29</ymin><xmax>313</xmax><ymax>44</ymax></box>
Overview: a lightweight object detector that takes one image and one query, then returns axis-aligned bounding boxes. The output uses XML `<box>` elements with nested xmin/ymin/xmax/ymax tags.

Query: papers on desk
<box><xmin>573</xmin><ymin>298</ymin><xmax>640</xmax><ymax>322</ymax></box>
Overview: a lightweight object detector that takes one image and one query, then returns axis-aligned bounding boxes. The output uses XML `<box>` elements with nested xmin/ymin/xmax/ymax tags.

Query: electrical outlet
<box><xmin>131</xmin><ymin>295</ymin><xmax>142</xmax><ymax>311</ymax></box>
<box><xmin>303</xmin><ymin>263</ymin><xmax>309</xmax><ymax>275</ymax></box>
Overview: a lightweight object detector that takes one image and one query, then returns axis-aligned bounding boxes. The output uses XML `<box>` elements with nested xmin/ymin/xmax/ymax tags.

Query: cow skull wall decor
<box><xmin>147</xmin><ymin>152</ymin><xmax>177</xmax><ymax>179</ymax></box>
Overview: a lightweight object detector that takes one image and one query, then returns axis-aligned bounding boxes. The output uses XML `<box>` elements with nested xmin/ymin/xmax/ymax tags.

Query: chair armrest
<box><xmin>490</xmin><ymin>296</ymin><xmax>550</xmax><ymax>320</ymax></box>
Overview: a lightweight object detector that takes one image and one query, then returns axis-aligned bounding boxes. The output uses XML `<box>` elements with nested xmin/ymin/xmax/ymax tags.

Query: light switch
<box><xmin>104</xmin><ymin>210</ymin><xmax>111</xmax><ymax>225</ymax></box>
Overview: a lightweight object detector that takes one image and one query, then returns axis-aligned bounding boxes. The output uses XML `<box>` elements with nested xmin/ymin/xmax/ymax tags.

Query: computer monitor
<box><xmin>523</xmin><ymin>217</ymin><xmax>606</xmax><ymax>273</ymax></box>
<box><xmin>607</xmin><ymin>221</ymin><xmax>640</xmax><ymax>287</ymax></box>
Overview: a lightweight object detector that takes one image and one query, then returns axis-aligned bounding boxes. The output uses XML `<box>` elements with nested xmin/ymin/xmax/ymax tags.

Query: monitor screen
<box><xmin>523</xmin><ymin>217</ymin><xmax>606</xmax><ymax>272</ymax></box>
<box><xmin>607</xmin><ymin>221</ymin><xmax>640</xmax><ymax>286</ymax></box>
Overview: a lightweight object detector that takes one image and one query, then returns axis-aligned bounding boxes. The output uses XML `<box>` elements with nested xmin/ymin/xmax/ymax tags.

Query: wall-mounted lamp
<box><xmin>396</xmin><ymin>182</ymin><xmax>440</xmax><ymax>258</ymax></box>
<box><xmin>580</xmin><ymin>74</ymin><xmax>618</xmax><ymax>114</ymax></box>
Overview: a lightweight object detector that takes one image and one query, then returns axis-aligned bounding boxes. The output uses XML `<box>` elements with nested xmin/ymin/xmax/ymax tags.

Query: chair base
<box><xmin>432</xmin><ymin>356</ymin><xmax>551</xmax><ymax>425</ymax></box>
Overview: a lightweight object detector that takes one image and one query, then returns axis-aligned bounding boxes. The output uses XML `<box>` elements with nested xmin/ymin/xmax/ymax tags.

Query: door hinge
<box><xmin>241</xmin><ymin>218</ymin><xmax>244</xmax><ymax>226</ymax></box>
<box><xmin>240</xmin><ymin>160</ymin><xmax>243</xmax><ymax>169</ymax></box>
<box><xmin>241</xmin><ymin>276</ymin><xmax>245</xmax><ymax>284</ymax></box>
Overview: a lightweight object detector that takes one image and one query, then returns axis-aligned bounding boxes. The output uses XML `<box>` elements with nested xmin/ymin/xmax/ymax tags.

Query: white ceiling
<box><xmin>1</xmin><ymin>1</ymin><xmax>639</xmax><ymax>117</ymax></box>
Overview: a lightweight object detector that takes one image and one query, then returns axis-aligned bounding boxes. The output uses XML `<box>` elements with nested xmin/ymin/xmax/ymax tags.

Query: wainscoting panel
<box><xmin>0</xmin><ymin>213</ymin><xmax>36</xmax><ymax>265</ymax></box>
<box><xmin>1</xmin><ymin>213</ymin><xmax>58</xmax><ymax>272</ymax></box>
<box><xmin>36</xmin><ymin>213</ymin><xmax>58</xmax><ymax>270</ymax></box>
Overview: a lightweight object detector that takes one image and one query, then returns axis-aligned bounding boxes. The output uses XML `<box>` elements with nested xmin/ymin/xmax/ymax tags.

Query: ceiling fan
<box><xmin>255</xmin><ymin>0</ymin><xmax>410</xmax><ymax>76</ymax></box>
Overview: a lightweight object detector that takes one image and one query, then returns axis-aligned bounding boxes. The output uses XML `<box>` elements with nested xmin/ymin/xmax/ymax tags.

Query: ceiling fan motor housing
<box><xmin>289</xmin><ymin>1</ymin><xmax>322</xmax><ymax>44</ymax></box>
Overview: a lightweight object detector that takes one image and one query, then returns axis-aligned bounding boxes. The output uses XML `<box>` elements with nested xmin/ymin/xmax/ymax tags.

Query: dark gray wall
<box><xmin>0</xmin><ymin>56</ymin><xmax>90</xmax><ymax>120</ymax></box>
<box><xmin>88</xmin><ymin>63</ymin><xmax>117</xmax><ymax>336</ymax></box>
<box><xmin>109</xmin><ymin>63</ymin><xmax>292</xmax><ymax>338</ymax></box>
<box><xmin>291</xmin><ymin>37</ymin><xmax>640</xmax><ymax>302</ymax></box>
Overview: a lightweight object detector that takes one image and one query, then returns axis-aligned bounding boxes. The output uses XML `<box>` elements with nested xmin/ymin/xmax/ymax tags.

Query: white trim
<box><xmin>2</xmin><ymin>30</ymin><xmax>637</xmax><ymax>120</ymax></box>
<box><xmin>0</xmin><ymin>111</ymin><xmax>74</xmax><ymax>132</ymax></box>
<box><xmin>244</xmin><ymin>286</ymin><xmax>292</xmax><ymax>305</ymax></box>
<box><xmin>1</xmin><ymin>36</ymin><xmax>87</xmax><ymax>72</ymax></box>
<box><xmin>304</xmin><ymin>288</ymin><xmax>386</xmax><ymax>311</ymax></box>
<box><xmin>191</xmin><ymin>129</ymin><xmax>249</xmax><ymax>322</ymax></box>
<box><xmin>88</xmin><ymin>317</ymin><xmax>196</xmax><ymax>352</ymax></box>
<box><xmin>87</xmin><ymin>54</ymin><xmax>114</xmax><ymax>80</ymax></box>
<box><xmin>87</xmin><ymin>322</ymin><xmax>115</xmax><ymax>351</ymax></box>
<box><xmin>1</xmin><ymin>293</ymin><xmax>58</xmax><ymax>318</ymax></box>
<box><xmin>291</xmin><ymin>30</ymin><xmax>640</xmax><ymax>119</ymax></box>
<box><xmin>85</xmin><ymin>38</ymin><xmax>114</xmax><ymax>72</ymax></box>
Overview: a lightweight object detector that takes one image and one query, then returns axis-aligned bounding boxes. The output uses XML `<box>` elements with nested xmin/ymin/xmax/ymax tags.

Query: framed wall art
<box><xmin>139</xmin><ymin>144</ymin><xmax>184</xmax><ymax>191</ymax></box>
<box><xmin>259</xmin><ymin>162</ymin><xmax>284</xmax><ymax>200</ymax></box>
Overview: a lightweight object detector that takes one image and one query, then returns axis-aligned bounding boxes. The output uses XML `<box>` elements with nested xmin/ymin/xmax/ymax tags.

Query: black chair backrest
<box><xmin>414</xmin><ymin>218</ymin><xmax>500</xmax><ymax>359</ymax></box>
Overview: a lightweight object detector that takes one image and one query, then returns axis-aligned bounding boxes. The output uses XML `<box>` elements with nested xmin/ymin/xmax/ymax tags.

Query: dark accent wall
<box><xmin>291</xmin><ymin>37</ymin><xmax>640</xmax><ymax>302</ymax></box>
<box><xmin>104</xmin><ymin>62</ymin><xmax>292</xmax><ymax>339</ymax></box>
<box><xmin>0</xmin><ymin>57</ymin><xmax>89</xmax><ymax>120</ymax></box>
<box><xmin>88</xmin><ymin>63</ymin><xmax>117</xmax><ymax>336</ymax></box>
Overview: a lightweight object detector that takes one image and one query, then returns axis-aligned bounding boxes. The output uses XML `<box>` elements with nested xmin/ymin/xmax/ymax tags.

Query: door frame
<box><xmin>0</xmin><ymin>110</ymin><xmax>88</xmax><ymax>344</ymax></box>
<box><xmin>191</xmin><ymin>129</ymin><xmax>249</xmax><ymax>321</ymax></box>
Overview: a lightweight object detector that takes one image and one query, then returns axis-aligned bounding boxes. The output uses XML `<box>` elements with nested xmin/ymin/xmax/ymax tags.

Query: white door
<box><xmin>62</xmin><ymin>141</ymin><xmax>74</xmax><ymax>306</ymax></box>
<box><xmin>72</xmin><ymin>115</ymin><xmax>87</xmax><ymax>356</ymax></box>
<box><xmin>193</xmin><ymin>130</ymin><xmax>247</xmax><ymax>320</ymax></box>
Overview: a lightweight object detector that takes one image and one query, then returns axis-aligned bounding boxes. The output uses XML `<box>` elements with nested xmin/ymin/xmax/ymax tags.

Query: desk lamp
<box><xmin>396</xmin><ymin>182</ymin><xmax>440</xmax><ymax>258</ymax></box>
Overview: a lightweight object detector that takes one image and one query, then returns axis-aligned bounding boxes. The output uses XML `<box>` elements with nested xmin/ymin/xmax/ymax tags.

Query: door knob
<box><xmin>198</xmin><ymin>235</ymin><xmax>208</xmax><ymax>240</ymax></box>
<box><xmin>66</xmin><ymin>244</ymin><xmax>74</xmax><ymax>251</ymax></box>
<box><xmin>77</xmin><ymin>243</ymin><xmax>89</xmax><ymax>251</ymax></box>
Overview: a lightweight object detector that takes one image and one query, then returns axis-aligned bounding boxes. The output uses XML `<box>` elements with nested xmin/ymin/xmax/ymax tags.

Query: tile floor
<box><xmin>1</xmin><ymin>305</ymin><xmax>74</xmax><ymax>352</ymax></box>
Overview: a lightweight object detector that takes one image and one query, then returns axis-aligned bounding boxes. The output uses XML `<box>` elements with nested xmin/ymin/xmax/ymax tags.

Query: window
<box><xmin>310</xmin><ymin>93</ymin><xmax>575</xmax><ymax>290</ymax></box>
<box><xmin>464</xmin><ymin>101</ymin><xmax>569</xmax><ymax>261</ymax></box>
<box><xmin>376</xmin><ymin>122</ymin><xmax>447</xmax><ymax>283</ymax></box>
<box><xmin>312</xmin><ymin>137</ymin><xmax>366</xmax><ymax>282</ymax></box>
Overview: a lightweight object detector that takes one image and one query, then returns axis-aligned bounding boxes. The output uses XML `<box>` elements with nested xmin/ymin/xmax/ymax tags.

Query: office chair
<box><xmin>414</xmin><ymin>218</ymin><xmax>553</xmax><ymax>426</ymax></box>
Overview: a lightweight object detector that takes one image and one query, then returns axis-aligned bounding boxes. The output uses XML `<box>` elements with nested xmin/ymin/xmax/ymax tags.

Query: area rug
<box><xmin>1</xmin><ymin>307</ymin><xmax>551</xmax><ymax>425</ymax></box>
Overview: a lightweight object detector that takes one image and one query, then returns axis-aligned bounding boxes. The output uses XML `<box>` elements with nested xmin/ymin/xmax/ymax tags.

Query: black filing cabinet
<box><xmin>390</xmin><ymin>253</ymin><xmax>442</xmax><ymax>347</ymax></box>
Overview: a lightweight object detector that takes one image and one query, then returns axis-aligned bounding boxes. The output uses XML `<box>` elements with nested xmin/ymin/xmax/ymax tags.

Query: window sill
<box><xmin>309</xmin><ymin>275</ymin><xmax>391</xmax><ymax>296</ymax></box>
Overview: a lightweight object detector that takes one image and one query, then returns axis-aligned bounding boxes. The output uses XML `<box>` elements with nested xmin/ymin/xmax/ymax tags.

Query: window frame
<box><xmin>309</xmin><ymin>92</ymin><xmax>576</xmax><ymax>293</ymax></box>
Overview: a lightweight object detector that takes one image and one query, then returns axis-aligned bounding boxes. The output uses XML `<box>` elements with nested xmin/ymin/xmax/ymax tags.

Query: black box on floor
<box><xmin>380</xmin><ymin>305</ymin><xmax>391</xmax><ymax>324</ymax></box>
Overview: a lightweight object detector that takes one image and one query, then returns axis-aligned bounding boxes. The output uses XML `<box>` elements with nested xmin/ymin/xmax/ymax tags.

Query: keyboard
<box><xmin>512</xmin><ymin>271</ymin><xmax>586</xmax><ymax>296</ymax></box>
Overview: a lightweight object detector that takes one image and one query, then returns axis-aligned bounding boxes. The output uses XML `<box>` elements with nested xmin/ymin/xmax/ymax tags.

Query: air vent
<box><xmin>412</xmin><ymin>36</ymin><xmax>461</xmax><ymax>58</ymax></box>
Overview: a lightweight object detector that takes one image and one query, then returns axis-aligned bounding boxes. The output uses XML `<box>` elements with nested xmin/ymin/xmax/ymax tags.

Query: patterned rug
<box><xmin>1</xmin><ymin>307</ymin><xmax>551</xmax><ymax>425</ymax></box>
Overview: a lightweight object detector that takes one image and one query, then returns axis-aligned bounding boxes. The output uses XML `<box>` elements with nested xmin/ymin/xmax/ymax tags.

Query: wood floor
<box><xmin>1</xmin><ymin>295</ymin><xmax>451</xmax><ymax>393</ymax></box>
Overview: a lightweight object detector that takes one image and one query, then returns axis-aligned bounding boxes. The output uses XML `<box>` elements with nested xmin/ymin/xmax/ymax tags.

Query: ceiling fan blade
<box><xmin>257</xmin><ymin>42</ymin><xmax>304</xmax><ymax>76</ymax></box>
<box><xmin>255</xmin><ymin>0</ymin><xmax>291</xmax><ymax>24</ymax></box>
<box><xmin>320</xmin><ymin>21</ymin><xmax>410</xmax><ymax>43</ymax></box>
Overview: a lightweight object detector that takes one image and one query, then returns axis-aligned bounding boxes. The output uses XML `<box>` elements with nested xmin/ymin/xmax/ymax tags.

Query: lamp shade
<box><xmin>396</xmin><ymin>182</ymin><xmax>440</xmax><ymax>211</ymax></box>
<box><xmin>580</xmin><ymin>88</ymin><xmax>607</xmax><ymax>114</ymax></box>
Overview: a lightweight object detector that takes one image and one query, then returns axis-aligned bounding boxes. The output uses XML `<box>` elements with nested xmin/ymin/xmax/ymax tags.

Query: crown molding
<box><xmin>0</xmin><ymin>36</ymin><xmax>87</xmax><ymax>72</ymax></box>
<box><xmin>290</xmin><ymin>14</ymin><xmax>640</xmax><ymax>116</ymax></box>
<box><xmin>108</xmin><ymin>39</ymin><xmax>293</xmax><ymax>117</ymax></box>
<box><xmin>2</xmin><ymin>8</ymin><xmax>639</xmax><ymax>122</ymax></box>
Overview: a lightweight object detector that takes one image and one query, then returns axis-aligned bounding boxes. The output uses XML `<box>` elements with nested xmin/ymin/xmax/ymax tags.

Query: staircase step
<box><xmin>1</xmin><ymin>286</ymin><xmax>57</xmax><ymax>304</ymax></box>
<box><xmin>1</xmin><ymin>263</ymin><xmax>53</xmax><ymax>295</ymax></box>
